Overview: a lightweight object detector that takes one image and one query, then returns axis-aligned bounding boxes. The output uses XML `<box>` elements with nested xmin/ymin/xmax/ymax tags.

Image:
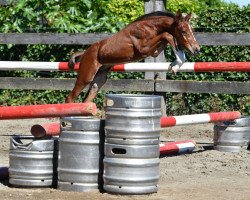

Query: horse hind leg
<box><xmin>65</xmin><ymin>45</ymin><xmax>101</xmax><ymax>103</ymax></box>
<box><xmin>68</xmin><ymin>51</ymin><xmax>85</xmax><ymax>70</ymax></box>
<box><xmin>83</xmin><ymin>66</ymin><xmax>111</xmax><ymax>103</ymax></box>
<box><xmin>65</xmin><ymin>77</ymin><xmax>90</xmax><ymax>103</ymax></box>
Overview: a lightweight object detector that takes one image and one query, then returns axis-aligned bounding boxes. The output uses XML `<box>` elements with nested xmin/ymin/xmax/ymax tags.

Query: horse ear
<box><xmin>176</xmin><ymin>9</ymin><xmax>182</xmax><ymax>20</ymax></box>
<box><xmin>185</xmin><ymin>13</ymin><xmax>192</xmax><ymax>21</ymax></box>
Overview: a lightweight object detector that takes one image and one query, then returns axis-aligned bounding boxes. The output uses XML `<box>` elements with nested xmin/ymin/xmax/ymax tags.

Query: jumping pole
<box><xmin>0</xmin><ymin>61</ymin><xmax>80</xmax><ymax>71</ymax></box>
<box><xmin>31</xmin><ymin>123</ymin><xmax>61</xmax><ymax>138</ymax></box>
<box><xmin>160</xmin><ymin>111</ymin><xmax>241</xmax><ymax>128</ymax></box>
<box><xmin>160</xmin><ymin>140</ymin><xmax>196</xmax><ymax>155</ymax></box>
<box><xmin>0</xmin><ymin>61</ymin><xmax>249</xmax><ymax>72</ymax></box>
<box><xmin>30</xmin><ymin>111</ymin><xmax>241</xmax><ymax>138</ymax></box>
<box><xmin>0</xmin><ymin>103</ymin><xmax>96</xmax><ymax>120</ymax></box>
<box><xmin>112</xmin><ymin>62</ymin><xmax>250</xmax><ymax>72</ymax></box>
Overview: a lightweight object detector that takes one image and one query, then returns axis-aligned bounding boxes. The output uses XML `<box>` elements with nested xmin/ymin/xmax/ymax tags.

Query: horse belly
<box><xmin>98</xmin><ymin>40</ymin><xmax>137</xmax><ymax>64</ymax></box>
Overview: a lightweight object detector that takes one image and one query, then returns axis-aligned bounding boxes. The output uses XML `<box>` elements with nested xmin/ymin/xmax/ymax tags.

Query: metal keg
<box><xmin>214</xmin><ymin>116</ymin><xmax>250</xmax><ymax>152</ymax></box>
<box><xmin>9</xmin><ymin>136</ymin><xmax>58</xmax><ymax>187</ymax></box>
<box><xmin>58</xmin><ymin>116</ymin><xmax>104</xmax><ymax>192</ymax></box>
<box><xmin>105</xmin><ymin>137</ymin><xmax>159</xmax><ymax>159</ymax></box>
<box><xmin>104</xmin><ymin>94</ymin><xmax>161</xmax><ymax>194</ymax></box>
<box><xmin>104</xmin><ymin>157</ymin><xmax>159</xmax><ymax>194</ymax></box>
<box><xmin>105</xmin><ymin>94</ymin><xmax>162</xmax><ymax>139</ymax></box>
<box><xmin>104</xmin><ymin>137</ymin><xmax>160</xmax><ymax>194</ymax></box>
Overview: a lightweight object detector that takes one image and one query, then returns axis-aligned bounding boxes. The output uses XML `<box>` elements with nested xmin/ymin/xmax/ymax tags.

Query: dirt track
<box><xmin>0</xmin><ymin>118</ymin><xmax>250</xmax><ymax>200</ymax></box>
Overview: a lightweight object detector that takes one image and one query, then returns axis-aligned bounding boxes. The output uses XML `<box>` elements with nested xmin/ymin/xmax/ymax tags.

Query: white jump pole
<box><xmin>160</xmin><ymin>111</ymin><xmax>241</xmax><ymax>128</ymax></box>
<box><xmin>160</xmin><ymin>140</ymin><xmax>196</xmax><ymax>155</ymax></box>
<box><xmin>31</xmin><ymin>111</ymin><xmax>241</xmax><ymax>137</ymax></box>
<box><xmin>0</xmin><ymin>61</ymin><xmax>249</xmax><ymax>72</ymax></box>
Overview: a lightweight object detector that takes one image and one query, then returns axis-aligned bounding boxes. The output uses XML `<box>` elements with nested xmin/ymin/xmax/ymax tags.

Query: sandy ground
<box><xmin>0</xmin><ymin>118</ymin><xmax>250</xmax><ymax>200</ymax></box>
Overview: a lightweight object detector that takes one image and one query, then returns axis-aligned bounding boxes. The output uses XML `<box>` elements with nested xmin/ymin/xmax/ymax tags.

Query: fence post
<box><xmin>144</xmin><ymin>0</ymin><xmax>156</xmax><ymax>80</ymax></box>
<box><xmin>144</xmin><ymin>0</ymin><xmax>167</xmax><ymax>115</ymax></box>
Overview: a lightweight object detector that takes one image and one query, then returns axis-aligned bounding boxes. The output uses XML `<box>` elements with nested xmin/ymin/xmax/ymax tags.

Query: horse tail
<box><xmin>68</xmin><ymin>51</ymin><xmax>85</xmax><ymax>70</ymax></box>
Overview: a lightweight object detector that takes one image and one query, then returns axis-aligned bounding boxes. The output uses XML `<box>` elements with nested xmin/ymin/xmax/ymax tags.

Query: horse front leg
<box><xmin>131</xmin><ymin>32</ymin><xmax>185</xmax><ymax>69</ymax></box>
<box><xmin>151</xmin><ymin>40</ymin><xmax>168</xmax><ymax>57</ymax></box>
<box><xmin>159</xmin><ymin>33</ymin><xmax>186</xmax><ymax>73</ymax></box>
<box><xmin>130</xmin><ymin>34</ymin><xmax>165</xmax><ymax>58</ymax></box>
<box><xmin>170</xmin><ymin>49</ymin><xmax>186</xmax><ymax>73</ymax></box>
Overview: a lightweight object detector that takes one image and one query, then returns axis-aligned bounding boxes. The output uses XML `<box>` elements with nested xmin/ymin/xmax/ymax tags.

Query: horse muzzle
<box><xmin>193</xmin><ymin>48</ymin><xmax>200</xmax><ymax>56</ymax></box>
<box><xmin>191</xmin><ymin>46</ymin><xmax>200</xmax><ymax>56</ymax></box>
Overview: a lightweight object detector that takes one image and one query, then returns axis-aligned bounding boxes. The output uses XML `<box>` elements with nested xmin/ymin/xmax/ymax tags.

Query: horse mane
<box><xmin>134</xmin><ymin>11</ymin><xmax>176</xmax><ymax>22</ymax></box>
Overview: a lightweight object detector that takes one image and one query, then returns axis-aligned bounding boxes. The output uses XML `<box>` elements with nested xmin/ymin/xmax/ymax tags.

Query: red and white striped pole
<box><xmin>0</xmin><ymin>61</ymin><xmax>249</xmax><ymax>72</ymax></box>
<box><xmin>0</xmin><ymin>61</ymin><xmax>79</xmax><ymax>71</ymax></box>
<box><xmin>0</xmin><ymin>103</ymin><xmax>96</xmax><ymax>120</ymax></box>
<box><xmin>160</xmin><ymin>140</ymin><xmax>196</xmax><ymax>155</ymax></box>
<box><xmin>112</xmin><ymin>62</ymin><xmax>250</xmax><ymax>72</ymax></box>
<box><xmin>30</xmin><ymin>111</ymin><xmax>241</xmax><ymax>138</ymax></box>
<box><xmin>160</xmin><ymin>111</ymin><xmax>241</xmax><ymax>128</ymax></box>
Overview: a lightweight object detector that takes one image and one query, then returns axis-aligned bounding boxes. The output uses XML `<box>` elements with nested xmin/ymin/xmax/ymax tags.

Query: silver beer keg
<box><xmin>105</xmin><ymin>94</ymin><xmax>162</xmax><ymax>139</ymax></box>
<box><xmin>9</xmin><ymin>136</ymin><xmax>58</xmax><ymax>187</ymax></box>
<box><xmin>104</xmin><ymin>94</ymin><xmax>161</xmax><ymax>194</ymax></box>
<box><xmin>214</xmin><ymin>116</ymin><xmax>250</xmax><ymax>152</ymax></box>
<box><xmin>58</xmin><ymin>116</ymin><xmax>104</xmax><ymax>192</ymax></box>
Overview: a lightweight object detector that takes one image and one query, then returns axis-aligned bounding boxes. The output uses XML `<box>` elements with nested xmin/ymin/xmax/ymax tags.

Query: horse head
<box><xmin>173</xmin><ymin>10</ymin><xmax>200</xmax><ymax>55</ymax></box>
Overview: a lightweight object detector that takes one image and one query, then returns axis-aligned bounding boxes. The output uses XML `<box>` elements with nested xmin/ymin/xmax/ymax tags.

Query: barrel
<box><xmin>104</xmin><ymin>137</ymin><xmax>160</xmax><ymax>194</ymax></box>
<box><xmin>214</xmin><ymin>116</ymin><xmax>250</xmax><ymax>152</ymax></box>
<box><xmin>58</xmin><ymin>116</ymin><xmax>104</xmax><ymax>192</ymax></box>
<box><xmin>105</xmin><ymin>137</ymin><xmax>159</xmax><ymax>159</ymax></box>
<box><xmin>104</xmin><ymin>157</ymin><xmax>159</xmax><ymax>194</ymax></box>
<box><xmin>104</xmin><ymin>94</ymin><xmax>161</xmax><ymax>194</ymax></box>
<box><xmin>105</xmin><ymin>94</ymin><xmax>162</xmax><ymax>139</ymax></box>
<box><xmin>9</xmin><ymin>136</ymin><xmax>58</xmax><ymax>187</ymax></box>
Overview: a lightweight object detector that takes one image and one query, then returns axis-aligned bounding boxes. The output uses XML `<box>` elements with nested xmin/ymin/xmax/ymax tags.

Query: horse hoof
<box><xmin>152</xmin><ymin>50</ymin><xmax>159</xmax><ymax>57</ymax></box>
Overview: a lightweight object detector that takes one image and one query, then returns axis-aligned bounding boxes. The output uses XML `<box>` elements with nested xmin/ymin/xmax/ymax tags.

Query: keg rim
<box><xmin>105</xmin><ymin>94</ymin><xmax>162</xmax><ymax>109</ymax></box>
<box><xmin>215</xmin><ymin>116</ymin><xmax>250</xmax><ymax>127</ymax></box>
<box><xmin>106</xmin><ymin>94</ymin><xmax>161</xmax><ymax>99</ymax></box>
<box><xmin>61</xmin><ymin>116</ymin><xmax>101</xmax><ymax>121</ymax></box>
<box><xmin>10</xmin><ymin>135</ymin><xmax>57</xmax><ymax>151</ymax></box>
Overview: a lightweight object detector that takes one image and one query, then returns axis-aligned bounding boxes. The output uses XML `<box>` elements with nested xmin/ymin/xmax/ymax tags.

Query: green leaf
<box><xmin>82</xmin><ymin>0</ymin><xmax>92</xmax><ymax>9</ymax></box>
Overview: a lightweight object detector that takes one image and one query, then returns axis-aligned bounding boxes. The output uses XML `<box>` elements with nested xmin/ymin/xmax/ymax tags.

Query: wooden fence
<box><xmin>0</xmin><ymin>34</ymin><xmax>249</xmax><ymax>94</ymax></box>
<box><xmin>0</xmin><ymin>32</ymin><xmax>249</xmax><ymax>46</ymax></box>
<box><xmin>0</xmin><ymin>0</ymin><xmax>249</xmax><ymax>97</ymax></box>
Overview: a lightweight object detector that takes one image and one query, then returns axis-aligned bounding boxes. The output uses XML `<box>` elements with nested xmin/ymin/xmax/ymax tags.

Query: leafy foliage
<box><xmin>0</xmin><ymin>0</ymin><xmax>249</xmax><ymax>115</ymax></box>
<box><xmin>195</xmin><ymin>5</ymin><xmax>250</xmax><ymax>32</ymax></box>
<box><xmin>166</xmin><ymin>0</ymin><xmax>206</xmax><ymax>13</ymax></box>
<box><xmin>0</xmin><ymin>0</ymin><xmax>124</xmax><ymax>33</ymax></box>
<box><xmin>166</xmin><ymin>0</ymin><xmax>236</xmax><ymax>13</ymax></box>
<box><xmin>107</xmin><ymin>0</ymin><xmax>144</xmax><ymax>24</ymax></box>
<box><xmin>163</xmin><ymin>4</ymin><xmax>250</xmax><ymax>115</ymax></box>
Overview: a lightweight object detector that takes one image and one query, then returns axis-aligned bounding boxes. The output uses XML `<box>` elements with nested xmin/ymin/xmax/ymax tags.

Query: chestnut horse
<box><xmin>65</xmin><ymin>10</ymin><xmax>200</xmax><ymax>103</ymax></box>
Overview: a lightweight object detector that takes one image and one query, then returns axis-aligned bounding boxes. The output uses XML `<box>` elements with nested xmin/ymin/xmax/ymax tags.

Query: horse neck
<box><xmin>152</xmin><ymin>17</ymin><xmax>175</xmax><ymax>34</ymax></box>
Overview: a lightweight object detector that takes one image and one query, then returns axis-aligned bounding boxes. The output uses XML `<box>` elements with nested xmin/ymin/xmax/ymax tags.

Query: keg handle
<box><xmin>112</xmin><ymin>148</ymin><xmax>127</xmax><ymax>155</ymax></box>
<box><xmin>222</xmin><ymin>120</ymin><xmax>237</xmax><ymax>126</ymax></box>
<box><xmin>10</xmin><ymin>135</ymin><xmax>34</xmax><ymax>150</ymax></box>
<box><xmin>61</xmin><ymin>121</ymin><xmax>72</xmax><ymax>129</ymax></box>
<box><xmin>105</xmin><ymin>98</ymin><xmax>114</xmax><ymax>107</ymax></box>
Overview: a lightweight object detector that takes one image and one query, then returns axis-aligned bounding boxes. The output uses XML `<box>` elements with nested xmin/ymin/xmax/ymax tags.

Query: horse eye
<box><xmin>182</xmin><ymin>31</ymin><xmax>187</xmax><ymax>35</ymax></box>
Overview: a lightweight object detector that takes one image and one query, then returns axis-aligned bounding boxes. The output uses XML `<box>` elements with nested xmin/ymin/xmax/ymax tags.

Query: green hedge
<box><xmin>0</xmin><ymin>1</ymin><xmax>249</xmax><ymax>115</ymax></box>
<box><xmin>163</xmin><ymin>5</ymin><xmax>249</xmax><ymax>115</ymax></box>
